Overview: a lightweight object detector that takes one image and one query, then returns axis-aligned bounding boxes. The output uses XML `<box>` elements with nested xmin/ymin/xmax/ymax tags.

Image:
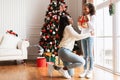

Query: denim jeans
<box><xmin>81</xmin><ymin>37</ymin><xmax>94</xmax><ymax>70</ymax></box>
<box><xmin>58</xmin><ymin>47</ymin><xmax>85</xmax><ymax>76</ymax></box>
<box><xmin>63</xmin><ymin>62</ymin><xmax>74</xmax><ymax>76</ymax></box>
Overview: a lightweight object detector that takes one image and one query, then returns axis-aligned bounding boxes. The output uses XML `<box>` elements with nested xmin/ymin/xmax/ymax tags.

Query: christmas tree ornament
<box><xmin>52</xmin><ymin>31</ymin><xmax>55</xmax><ymax>34</ymax></box>
<box><xmin>47</xmin><ymin>27</ymin><xmax>49</xmax><ymax>30</ymax></box>
<box><xmin>51</xmin><ymin>26</ymin><xmax>54</xmax><ymax>29</ymax></box>
<box><xmin>47</xmin><ymin>49</ymin><xmax>50</xmax><ymax>52</ymax></box>
<box><xmin>55</xmin><ymin>28</ymin><xmax>58</xmax><ymax>31</ymax></box>
<box><xmin>55</xmin><ymin>10</ymin><xmax>58</xmax><ymax>13</ymax></box>
<box><xmin>50</xmin><ymin>6</ymin><xmax>53</xmax><ymax>10</ymax></box>
<box><xmin>48</xmin><ymin>6</ymin><xmax>50</xmax><ymax>10</ymax></box>
<box><xmin>46</xmin><ymin>35</ymin><xmax>49</xmax><ymax>39</ymax></box>
<box><xmin>49</xmin><ymin>29</ymin><xmax>53</xmax><ymax>32</ymax></box>
<box><xmin>56</xmin><ymin>34</ymin><xmax>59</xmax><ymax>38</ymax></box>
<box><xmin>52</xmin><ymin>49</ymin><xmax>54</xmax><ymax>52</ymax></box>
<box><xmin>54</xmin><ymin>40</ymin><xmax>56</xmax><ymax>43</ymax></box>
<box><xmin>49</xmin><ymin>12</ymin><xmax>52</xmax><ymax>16</ymax></box>
<box><xmin>53</xmin><ymin>15</ymin><xmax>57</xmax><ymax>20</ymax></box>
<box><xmin>109</xmin><ymin>3</ymin><xmax>115</xmax><ymax>16</ymax></box>
<box><xmin>53</xmin><ymin>24</ymin><xmax>55</xmax><ymax>27</ymax></box>
<box><xmin>52</xmin><ymin>10</ymin><xmax>55</xmax><ymax>13</ymax></box>
<box><xmin>45</xmin><ymin>38</ymin><xmax>47</xmax><ymax>41</ymax></box>
<box><xmin>52</xmin><ymin>41</ymin><xmax>55</xmax><ymax>44</ymax></box>
<box><xmin>50</xmin><ymin>42</ymin><xmax>52</xmax><ymax>44</ymax></box>
<box><xmin>43</xmin><ymin>36</ymin><xmax>45</xmax><ymax>39</ymax></box>
<box><xmin>55</xmin><ymin>47</ymin><xmax>57</xmax><ymax>49</ymax></box>
<box><xmin>47</xmin><ymin>17</ymin><xmax>50</xmax><ymax>20</ymax></box>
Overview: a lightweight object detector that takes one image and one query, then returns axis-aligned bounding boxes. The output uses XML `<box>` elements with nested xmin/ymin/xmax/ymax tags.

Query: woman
<box><xmin>48</xmin><ymin>15</ymin><xmax>91</xmax><ymax>79</ymax></box>
<box><xmin>78</xmin><ymin>3</ymin><xmax>96</xmax><ymax>79</ymax></box>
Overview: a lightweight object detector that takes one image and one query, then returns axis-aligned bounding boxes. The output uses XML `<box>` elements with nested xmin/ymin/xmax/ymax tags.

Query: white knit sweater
<box><xmin>59</xmin><ymin>24</ymin><xmax>90</xmax><ymax>51</ymax></box>
<box><xmin>81</xmin><ymin>15</ymin><xmax>96</xmax><ymax>34</ymax></box>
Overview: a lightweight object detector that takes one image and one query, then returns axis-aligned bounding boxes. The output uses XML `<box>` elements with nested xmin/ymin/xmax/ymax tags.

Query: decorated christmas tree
<box><xmin>39</xmin><ymin>0</ymin><xmax>67</xmax><ymax>62</ymax></box>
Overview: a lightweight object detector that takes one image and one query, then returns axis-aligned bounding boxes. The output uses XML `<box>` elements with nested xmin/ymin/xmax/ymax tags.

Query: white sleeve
<box><xmin>77</xmin><ymin>22</ymin><xmax>82</xmax><ymax>31</ymax></box>
<box><xmin>66</xmin><ymin>25</ymin><xmax>90</xmax><ymax>40</ymax></box>
<box><xmin>88</xmin><ymin>15</ymin><xmax>96</xmax><ymax>32</ymax></box>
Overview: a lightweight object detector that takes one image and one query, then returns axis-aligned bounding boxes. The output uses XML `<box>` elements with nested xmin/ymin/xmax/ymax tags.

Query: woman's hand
<box><xmin>90</xmin><ymin>31</ymin><xmax>94</xmax><ymax>36</ymax></box>
<box><xmin>81</xmin><ymin>22</ymin><xmax>88</xmax><ymax>28</ymax></box>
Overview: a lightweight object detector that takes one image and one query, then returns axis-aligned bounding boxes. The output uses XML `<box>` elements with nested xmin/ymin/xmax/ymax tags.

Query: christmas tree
<box><xmin>39</xmin><ymin>0</ymin><xmax>67</xmax><ymax>62</ymax></box>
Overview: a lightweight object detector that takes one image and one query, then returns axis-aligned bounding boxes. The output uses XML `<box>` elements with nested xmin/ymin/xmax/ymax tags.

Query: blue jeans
<box><xmin>58</xmin><ymin>47</ymin><xmax>85</xmax><ymax>76</ymax></box>
<box><xmin>81</xmin><ymin>37</ymin><xmax>94</xmax><ymax>70</ymax></box>
<box><xmin>63</xmin><ymin>62</ymin><xmax>74</xmax><ymax>76</ymax></box>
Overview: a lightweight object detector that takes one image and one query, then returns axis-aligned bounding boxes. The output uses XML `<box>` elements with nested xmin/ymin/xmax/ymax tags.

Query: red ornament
<box><xmin>42</xmin><ymin>29</ymin><xmax>46</xmax><ymax>33</ymax></box>
<box><xmin>61</xmin><ymin>0</ymin><xmax>64</xmax><ymax>2</ymax></box>
<box><xmin>52</xmin><ymin>41</ymin><xmax>55</xmax><ymax>45</ymax></box>
<box><xmin>49</xmin><ymin>29</ymin><xmax>52</xmax><ymax>33</ymax></box>
<box><xmin>50</xmin><ymin>22</ymin><xmax>52</xmax><ymax>25</ymax></box>
<box><xmin>53</xmin><ymin>15</ymin><xmax>57</xmax><ymax>20</ymax></box>
<box><xmin>46</xmin><ymin>35</ymin><xmax>49</xmax><ymax>39</ymax></box>
<box><xmin>56</xmin><ymin>34</ymin><xmax>59</xmax><ymax>38</ymax></box>
<box><xmin>40</xmin><ymin>42</ymin><xmax>43</xmax><ymax>45</ymax></box>
<box><xmin>43</xmin><ymin>46</ymin><xmax>46</xmax><ymax>48</ymax></box>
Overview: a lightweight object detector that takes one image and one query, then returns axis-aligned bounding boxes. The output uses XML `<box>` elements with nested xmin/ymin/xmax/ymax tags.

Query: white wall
<box><xmin>66</xmin><ymin>0</ymin><xmax>82</xmax><ymax>27</ymax></box>
<box><xmin>0</xmin><ymin>0</ymin><xmax>26</xmax><ymax>38</ymax></box>
<box><xmin>0</xmin><ymin>0</ymin><xmax>82</xmax><ymax>60</ymax></box>
<box><xmin>26</xmin><ymin>0</ymin><xmax>50</xmax><ymax>59</ymax></box>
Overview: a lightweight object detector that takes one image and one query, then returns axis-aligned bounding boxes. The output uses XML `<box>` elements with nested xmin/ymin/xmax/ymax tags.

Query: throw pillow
<box><xmin>0</xmin><ymin>33</ymin><xmax>20</xmax><ymax>49</ymax></box>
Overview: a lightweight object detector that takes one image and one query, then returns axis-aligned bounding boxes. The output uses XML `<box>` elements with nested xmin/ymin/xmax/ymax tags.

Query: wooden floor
<box><xmin>0</xmin><ymin>61</ymin><xmax>120</xmax><ymax>80</ymax></box>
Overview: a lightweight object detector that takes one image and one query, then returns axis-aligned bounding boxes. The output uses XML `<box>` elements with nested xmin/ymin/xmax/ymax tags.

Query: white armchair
<box><xmin>0</xmin><ymin>34</ymin><xmax>29</xmax><ymax>61</ymax></box>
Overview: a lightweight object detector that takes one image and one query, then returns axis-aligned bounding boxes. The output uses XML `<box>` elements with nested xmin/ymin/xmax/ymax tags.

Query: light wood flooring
<box><xmin>0</xmin><ymin>60</ymin><xmax>120</xmax><ymax>80</ymax></box>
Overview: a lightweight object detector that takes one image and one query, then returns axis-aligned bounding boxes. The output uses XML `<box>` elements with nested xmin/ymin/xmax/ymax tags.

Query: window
<box><xmin>116</xmin><ymin>1</ymin><xmax>120</xmax><ymax>73</ymax></box>
<box><xmin>95</xmin><ymin>0</ymin><xmax>113</xmax><ymax>69</ymax></box>
<box><xmin>95</xmin><ymin>0</ymin><xmax>120</xmax><ymax>74</ymax></box>
<box><xmin>96</xmin><ymin>0</ymin><xmax>108</xmax><ymax>5</ymax></box>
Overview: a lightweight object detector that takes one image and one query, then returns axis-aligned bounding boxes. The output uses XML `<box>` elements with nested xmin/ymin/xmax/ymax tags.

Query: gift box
<box><xmin>51</xmin><ymin>56</ymin><xmax>56</xmax><ymax>63</ymax></box>
<box><xmin>45</xmin><ymin>56</ymin><xmax>56</xmax><ymax>63</ymax></box>
<box><xmin>78</xmin><ymin>16</ymin><xmax>88</xmax><ymax>28</ymax></box>
<box><xmin>37</xmin><ymin>57</ymin><xmax>46</xmax><ymax>67</ymax></box>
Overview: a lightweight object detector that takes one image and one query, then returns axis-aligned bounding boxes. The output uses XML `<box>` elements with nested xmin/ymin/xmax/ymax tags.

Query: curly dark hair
<box><xmin>58</xmin><ymin>15</ymin><xmax>70</xmax><ymax>41</ymax></box>
<box><xmin>84</xmin><ymin>3</ymin><xmax>96</xmax><ymax>16</ymax></box>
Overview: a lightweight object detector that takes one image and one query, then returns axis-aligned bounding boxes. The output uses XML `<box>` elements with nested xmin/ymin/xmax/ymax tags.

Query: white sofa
<box><xmin>0</xmin><ymin>34</ymin><xmax>29</xmax><ymax>62</ymax></box>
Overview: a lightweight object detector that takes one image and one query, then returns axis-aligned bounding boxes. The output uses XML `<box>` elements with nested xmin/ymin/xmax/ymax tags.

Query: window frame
<box><xmin>95</xmin><ymin>0</ymin><xmax>120</xmax><ymax>75</ymax></box>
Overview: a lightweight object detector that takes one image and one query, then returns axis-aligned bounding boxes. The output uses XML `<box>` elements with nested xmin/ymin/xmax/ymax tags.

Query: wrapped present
<box><xmin>45</xmin><ymin>52</ymin><xmax>52</xmax><ymax>57</ymax></box>
<box><xmin>36</xmin><ymin>57</ymin><xmax>46</xmax><ymax>67</ymax></box>
<box><xmin>78</xmin><ymin>16</ymin><xmax>88</xmax><ymax>28</ymax></box>
<box><xmin>51</xmin><ymin>56</ymin><xmax>56</xmax><ymax>63</ymax></box>
<box><xmin>44</xmin><ymin>53</ymin><xmax>56</xmax><ymax>63</ymax></box>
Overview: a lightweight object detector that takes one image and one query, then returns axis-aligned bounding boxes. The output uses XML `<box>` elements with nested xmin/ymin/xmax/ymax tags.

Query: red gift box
<box><xmin>37</xmin><ymin>57</ymin><xmax>46</xmax><ymax>67</ymax></box>
<box><xmin>78</xmin><ymin>16</ymin><xmax>88</xmax><ymax>28</ymax></box>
